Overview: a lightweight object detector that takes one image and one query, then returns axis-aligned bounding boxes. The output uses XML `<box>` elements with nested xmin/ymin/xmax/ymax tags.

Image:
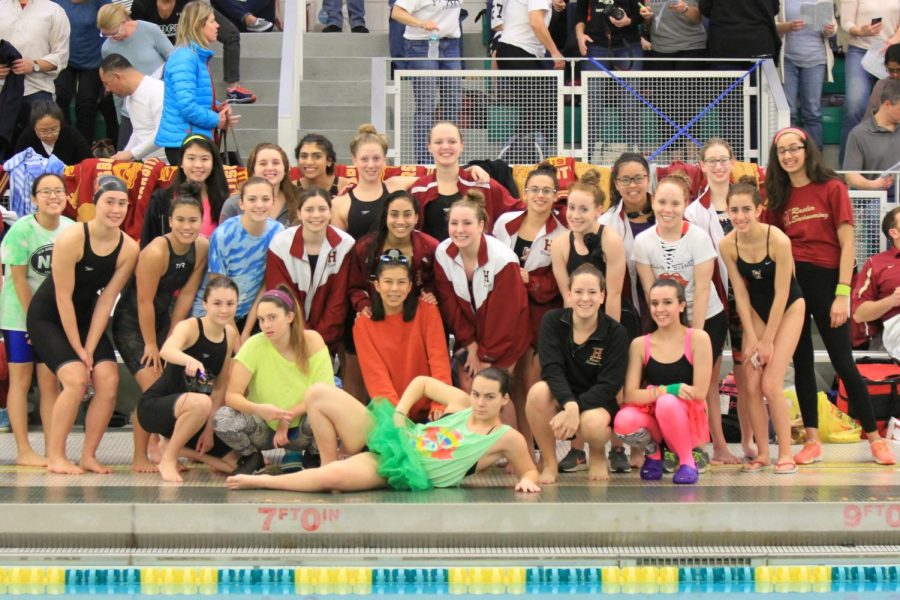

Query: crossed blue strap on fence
<box><xmin>585</xmin><ymin>58</ymin><xmax>763</xmax><ymax>162</ymax></box>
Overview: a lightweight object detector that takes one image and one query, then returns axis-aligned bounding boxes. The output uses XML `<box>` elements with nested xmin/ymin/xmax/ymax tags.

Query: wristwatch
<box><xmin>32</xmin><ymin>61</ymin><xmax>40</xmax><ymax>73</ymax></box>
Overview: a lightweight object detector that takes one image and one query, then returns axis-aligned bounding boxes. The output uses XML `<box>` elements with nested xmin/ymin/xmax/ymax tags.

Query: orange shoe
<box><xmin>870</xmin><ymin>440</ymin><xmax>897</xmax><ymax>465</ymax></box>
<box><xmin>794</xmin><ymin>440</ymin><xmax>822</xmax><ymax>465</ymax></box>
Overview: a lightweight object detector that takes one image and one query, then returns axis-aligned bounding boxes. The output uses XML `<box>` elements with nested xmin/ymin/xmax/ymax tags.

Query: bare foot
<box><xmin>629</xmin><ymin>447</ymin><xmax>644</xmax><ymax>469</ymax></box>
<box><xmin>48</xmin><ymin>457</ymin><xmax>84</xmax><ymax>475</ymax></box>
<box><xmin>131</xmin><ymin>457</ymin><xmax>159</xmax><ymax>473</ymax></box>
<box><xmin>226</xmin><ymin>474</ymin><xmax>266</xmax><ymax>490</ymax></box>
<box><xmin>589</xmin><ymin>457</ymin><xmax>610</xmax><ymax>482</ymax></box>
<box><xmin>151</xmin><ymin>436</ymin><xmax>165</xmax><ymax>464</ymax></box>
<box><xmin>742</xmin><ymin>441</ymin><xmax>759</xmax><ymax>461</ymax></box>
<box><xmin>80</xmin><ymin>455</ymin><xmax>112</xmax><ymax>474</ymax></box>
<box><xmin>537</xmin><ymin>466</ymin><xmax>558</xmax><ymax>484</ymax></box>
<box><xmin>710</xmin><ymin>446</ymin><xmax>742</xmax><ymax>465</ymax></box>
<box><xmin>158</xmin><ymin>457</ymin><xmax>184</xmax><ymax>483</ymax></box>
<box><xmin>16</xmin><ymin>450</ymin><xmax>49</xmax><ymax>467</ymax></box>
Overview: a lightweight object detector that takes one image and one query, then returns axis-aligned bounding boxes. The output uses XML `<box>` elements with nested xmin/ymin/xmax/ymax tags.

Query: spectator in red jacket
<box><xmin>492</xmin><ymin>162</ymin><xmax>565</xmax><ymax>448</ymax></box>
<box><xmin>433</xmin><ymin>190</ymin><xmax>530</xmax><ymax>396</ymax></box>
<box><xmin>265</xmin><ymin>186</ymin><xmax>354</xmax><ymax>352</ymax></box>
<box><xmin>409</xmin><ymin>121</ymin><xmax>523</xmax><ymax>242</ymax></box>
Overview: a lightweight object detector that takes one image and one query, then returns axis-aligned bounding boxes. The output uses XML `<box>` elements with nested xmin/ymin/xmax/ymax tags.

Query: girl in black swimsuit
<box><xmin>719</xmin><ymin>177</ymin><xmax>806</xmax><ymax>475</ymax></box>
<box><xmin>27</xmin><ymin>176</ymin><xmax>139</xmax><ymax>475</ymax></box>
<box><xmin>138</xmin><ymin>277</ymin><xmax>239</xmax><ymax>483</ymax></box>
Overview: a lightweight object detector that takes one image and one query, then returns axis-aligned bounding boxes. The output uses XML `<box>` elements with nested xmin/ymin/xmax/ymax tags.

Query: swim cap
<box><xmin>93</xmin><ymin>175</ymin><xmax>128</xmax><ymax>204</ymax></box>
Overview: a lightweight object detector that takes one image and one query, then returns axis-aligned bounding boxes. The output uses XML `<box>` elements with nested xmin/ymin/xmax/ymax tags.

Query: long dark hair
<box><xmin>370</xmin><ymin>254</ymin><xmax>419</xmax><ymax>322</ymax></box>
<box><xmin>365</xmin><ymin>190</ymin><xmax>419</xmax><ymax>275</ymax></box>
<box><xmin>175</xmin><ymin>134</ymin><xmax>229</xmax><ymax>225</ymax></box>
<box><xmin>765</xmin><ymin>127</ymin><xmax>842</xmax><ymax>212</ymax></box>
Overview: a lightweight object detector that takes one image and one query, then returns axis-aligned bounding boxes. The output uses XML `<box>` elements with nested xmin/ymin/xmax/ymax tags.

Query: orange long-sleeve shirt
<box><xmin>352</xmin><ymin>299</ymin><xmax>452</xmax><ymax>422</ymax></box>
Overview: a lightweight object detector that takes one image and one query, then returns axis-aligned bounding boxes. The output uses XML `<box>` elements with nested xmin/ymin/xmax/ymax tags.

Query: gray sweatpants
<box><xmin>213</xmin><ymin>407</ymin><xmax>317</xmax><ymax>457</ymax></box>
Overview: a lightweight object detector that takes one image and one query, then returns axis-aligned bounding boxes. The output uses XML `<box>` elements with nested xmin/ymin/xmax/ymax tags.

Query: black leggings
<box><xmin>793</xmin><ymin>262</ymin><xmax>877</xmax><ymax>433</ymax></box>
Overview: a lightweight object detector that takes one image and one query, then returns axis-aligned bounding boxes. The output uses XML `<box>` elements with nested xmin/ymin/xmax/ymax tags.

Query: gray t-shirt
<box><xmin>783</xmin><ymin>1</ymin><xmax>826</xmax><ymax>68</ymax></box>
<box><xmin>102</xmin><ymin>21</ymin><xmax>172</xmax><ymax>118</ymax></box>
<box><xmin>648</xmin><ymin>0</ymin><xmax>706</xmax><ymax>54</ymax></box>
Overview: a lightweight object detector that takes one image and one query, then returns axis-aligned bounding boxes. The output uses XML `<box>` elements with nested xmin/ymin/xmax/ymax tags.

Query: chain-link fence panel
<box><xmin>394</xmin><ymin>69</ymin><xmax>564</xmax><ymax>165</ymax></box>
<box><xmin>850</xmin><ymin>190</ymin><xmax>890</xmax><ymax>268</ymax></box>
<box><xmin>583</xmin><ymin>69</ymin><xmax>749</xmax><ymax>166</ymax></box>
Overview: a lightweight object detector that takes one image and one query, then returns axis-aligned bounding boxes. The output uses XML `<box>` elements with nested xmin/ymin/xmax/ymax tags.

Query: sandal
<box><xmin>741</xmin><ymin>459</ymin><xmax>771</xmax><ymax>473</ymax></box>
<box><xmin>774</xmin><ymin>461</ymin><xmax>798</xmax><ymax>475</ymax></box>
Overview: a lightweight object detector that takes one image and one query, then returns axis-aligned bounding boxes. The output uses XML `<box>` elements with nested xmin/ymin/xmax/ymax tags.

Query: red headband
<box><xmin>773</xmin><ymin>127</ymin><xmax>808</xmax><ymax>144</ymax></box>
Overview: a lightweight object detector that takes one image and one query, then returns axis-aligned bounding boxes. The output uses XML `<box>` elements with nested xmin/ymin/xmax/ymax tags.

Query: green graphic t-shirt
<box><xmin>0</xmin><ymin>215</ymin><xmax>75</xmax><ymax>331</ymax></box>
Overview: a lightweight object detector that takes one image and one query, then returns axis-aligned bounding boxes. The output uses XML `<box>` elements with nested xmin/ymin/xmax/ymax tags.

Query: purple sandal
<box><xmin>640</xmin><ymin>457</ymin><xmax>663</xmax><ymax>481</ymax></box>
<box><xmin>673</xmin><ymin>464</ymin><xmax>699</xmax><ymax>484</ymax></box>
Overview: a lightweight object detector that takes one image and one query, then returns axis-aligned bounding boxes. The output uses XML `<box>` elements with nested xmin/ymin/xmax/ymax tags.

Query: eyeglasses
<box><xmin>379</xmin><ymin>249</ymin><xmax>410</xmax><ymax>265</ymax></box>
<box><xmin>525</xmin><ymin>186</ymin><xmax>556</xmax><ymax>196</ymax></box>
<box><xmin>99</xmin><ymin>24</ymin><xmax>123</xmax><ymax>38</ymax></box>
<box><xmin>35</xmin><ymin>127</ymin><xmax>60</xmax><ymax>137</ymax></box>
<box><xmin>703</xmin><ymin>157</ymin><xmax>732</xmax><ymax>167</ymax></box>
<box><xmin>615</xmin><ymin>174</ymin><xmax>648</xmax><ymax>186</ymax></box>
<box><xmin>36</xmin><ymin>188</ymin><xmax>66</xmax><ymax>197</ymax></box>
<box><xmin>776</xmin><ymin>145</ymin><xmax>805</xmax><ymax>156</ymax></box>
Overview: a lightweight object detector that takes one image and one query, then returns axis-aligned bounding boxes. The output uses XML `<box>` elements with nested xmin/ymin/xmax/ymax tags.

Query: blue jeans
<box><xmin>388</xmin><ymin>0</ymin><xmax>405</xmax><ymax>69</ymax></box>
<box><xmin>403</xmin><ymin>37</ymin><xmax>462</xmax><ymax>164</ymax></box>
<box><xmin>323</xmin><ymin>0</ymin><xmax>366</xmax><ymax>28</ymax></box>
<box><xmin>582</xmin><ymin>41</ymin><xmax>644</xmax><ymax>71</ymax></box>
<box><xmin>782</xmin><ymin>58</ymin><xmax>826</xmax><ymax>150</ymax></box>
<box><xmin>840</xmin><ymin>45</ymin><xmax>876</xmax><ymax>163</ymax></box>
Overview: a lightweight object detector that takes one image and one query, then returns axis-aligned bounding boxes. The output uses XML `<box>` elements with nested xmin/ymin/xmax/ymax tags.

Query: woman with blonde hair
<box><xmin>97</xmin><ymin>2</ymin><xmax>173</xmax><ymax>151</ymax></box>
<box><xmin>154</xmin><ymin>0</ymin><xmax>240</xmax><ymax>165</ymax></box>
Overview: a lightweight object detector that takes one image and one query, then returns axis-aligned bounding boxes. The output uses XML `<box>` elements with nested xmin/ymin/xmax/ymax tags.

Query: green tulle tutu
<box><xmin>366</xmin><ymin>398</ymin><xmax>433</xmax><ymax>491</ymax></box>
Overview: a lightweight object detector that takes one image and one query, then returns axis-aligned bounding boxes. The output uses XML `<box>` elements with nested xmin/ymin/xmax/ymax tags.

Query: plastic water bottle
<box><xmin>427</xmin><ymin>32</ymin><xmax>440</xmax><ymax>60</ymax></box>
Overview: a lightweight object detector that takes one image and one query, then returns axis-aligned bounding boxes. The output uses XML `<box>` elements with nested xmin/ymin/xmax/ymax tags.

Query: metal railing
<box><xmin>373</xmin><ymin>57</ymin><xmax>790</xmax><ymax>167</ymax></box>
<box><xmin>277</xmin><ymin>0</ymin><xmax>306</xmax><ymax>153</ymax></box>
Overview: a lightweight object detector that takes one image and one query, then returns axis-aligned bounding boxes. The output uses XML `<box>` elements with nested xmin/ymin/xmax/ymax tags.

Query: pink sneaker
<box><xmin>870</xmin><ymin>439</ymin><xmax>897</xmax><ymax>465</ymax></box>
<box><xmin>794</xmin><ymin>440</ymin><xmax>822</xmax><ymax>465</ymax></box>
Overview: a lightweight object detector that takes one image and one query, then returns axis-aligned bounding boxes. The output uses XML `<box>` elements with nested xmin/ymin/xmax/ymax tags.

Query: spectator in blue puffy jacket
<box><xmin>155</xmin><ymin>1</ymin><xmax>240</xmax><ymax>165</ymax></box>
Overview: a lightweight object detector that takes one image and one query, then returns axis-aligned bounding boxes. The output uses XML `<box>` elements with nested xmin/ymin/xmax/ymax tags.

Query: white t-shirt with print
<box><xmin>631</xmin><ymin>222</ymin><xmax>724</xmax><ymax>322</ymax></box>
<box><xmin>499</xmin><ymin>0</ymin><xmax>552</xmax><ymax>58</ymax></box>
<box><xmin>395</xmin><ymin>0</ymin><xmax>463</xmax><ymax>39</ymax></box>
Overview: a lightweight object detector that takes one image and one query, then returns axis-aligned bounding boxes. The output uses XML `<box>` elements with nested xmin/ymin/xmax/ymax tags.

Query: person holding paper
<box><xmin>777</xmin><ymin>0</ymin><xmax>837</xmax><ymax>151</ymax></box>
<box><xmin>838</xmin><ymin>0</ymin><xmax>900</xmax><ymax>163</ymax></box>
<box><xmin>843</xmin><ymin>79</ymin><xmax>900</xmax><ymax>199</ymax></box>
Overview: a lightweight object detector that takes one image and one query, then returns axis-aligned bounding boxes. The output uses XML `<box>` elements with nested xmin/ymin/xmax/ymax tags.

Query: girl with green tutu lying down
<box><xmin>225</xmin><ymin>371</ymin><xmax>542</xmax><ymax>493</ymax></box>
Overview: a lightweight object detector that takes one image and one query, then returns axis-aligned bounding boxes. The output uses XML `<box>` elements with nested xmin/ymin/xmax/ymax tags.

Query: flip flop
<box><xmin>740</xmin><ymin>459</ymin><xmax>771</xmax><ymax>473</ymax></box>
<box><xmin>774</xmin><ymin>461</ymin><xmax>798</xmax><ymax>475</ymax></box>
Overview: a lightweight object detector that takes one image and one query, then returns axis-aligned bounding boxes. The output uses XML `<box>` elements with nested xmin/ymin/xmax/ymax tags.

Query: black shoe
<box><xmin>302</xmin><ymin>450</ymin><xmax>321</xmax><ymax>469</ymax></box>
<box><xmin>322</xmin><ymin>24</ymin><xmax>341</xmax><ymax>32</ymax></box>
<box><xmin>233</xmin><ymin>452</ymin><xmax>265</xmax><ymax>475</ymax></box>
<box><xmin>351</xmin><ymin>25</ymin><xmax>369</xmax><ymax>33</ymax></box>
<box><xmin>558</xmin><ymin>448</ymin><xmax>588</xmax><ymax>472</ymax></box>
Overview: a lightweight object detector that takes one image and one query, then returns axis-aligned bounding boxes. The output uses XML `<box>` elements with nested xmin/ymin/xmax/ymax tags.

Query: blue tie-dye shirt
<box><xmin>193</xmin><ymin>216</ymin><xmax>284</xmax><ymax>318</ymax></box>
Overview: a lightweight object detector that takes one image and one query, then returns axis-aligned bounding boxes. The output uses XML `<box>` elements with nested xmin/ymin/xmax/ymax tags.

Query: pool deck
<box><xmin>0</xmin><ymin>432</ymin><xmax>898</xmax><ymax>565</ymax></box>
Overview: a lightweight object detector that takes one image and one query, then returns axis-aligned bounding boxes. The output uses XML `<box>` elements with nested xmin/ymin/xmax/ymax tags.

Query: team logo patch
<box><xmin>30</xmin><ymin>244</ymin><xmax>54</xmax><ymax>276</ymax></box>
<box><xmin>586</xmin><ymin>346</ymin><xmax>603</xmax><ymax>365</ymax></box>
